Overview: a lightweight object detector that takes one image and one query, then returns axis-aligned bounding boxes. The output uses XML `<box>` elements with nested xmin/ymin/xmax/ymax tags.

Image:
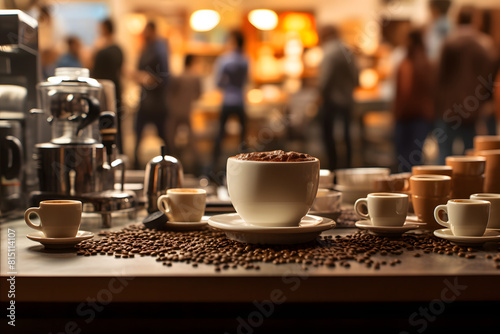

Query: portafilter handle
<box><xmin>76</xmin><ymin>96</ymin><xmax>101</xmax><ymax>136</ymax></box>
<box><xmin>99</xmin><ymin>111</ymin><xmax>116</xmax><ymax>158</ymax></box>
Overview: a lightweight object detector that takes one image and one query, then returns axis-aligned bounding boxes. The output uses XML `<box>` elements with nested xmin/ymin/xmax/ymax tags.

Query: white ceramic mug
<box><xmin>226</xmin><ymin>157</ymin><xmax>320</xmax><ymax>227</ymax></box>
<box><xmin>470</xmin><ymin>193</ymin><xmax>500</xmax><ymax>229</ymax></box>
<box><xmin>354</xmin><ymin>193</ymin><xmax>409</xmax><ymax>226</ymax></box>
<box><xmin>434</xmin><ymin>199</ymin><xmax>490</xmax><ymax>236</ymax></box>
<box><xmin>157</xmin><ymin>188</ymin><xmax>206</xmax><ymax>222</ymax></box>
<box><xmin>24</xmin><ymin>200</ymin><xmax>82</xmax><ymax>238</ymax></box>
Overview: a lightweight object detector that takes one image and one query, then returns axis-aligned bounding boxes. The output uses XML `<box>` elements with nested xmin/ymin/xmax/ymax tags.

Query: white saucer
<box><xmin>208</xmin><ymin>214</ymin><xmax>335</xmax><ymax>244</ymax></box>
<box><xmin>166</xmin><ymin>217</ymin><xmax>209</xmax><ymax>231</ymax></box>
<box><xmin>26</xmin><ymin>230</ymin><xmax>94</xmax><ymax>249</ymax></box>
<box><xmin>433</xmin><ymin>228</ymin><xmax>500</xmax><ymax>246</ymax></box>
<box><xmin>355</xmin><ymin>220</ymin><xmax>421</xmax><ymax>236</ymax></box>
<box><xmin>309</xmin><ymin>210</ymin><xmax>342</xmax><ymax>221</ymax></box>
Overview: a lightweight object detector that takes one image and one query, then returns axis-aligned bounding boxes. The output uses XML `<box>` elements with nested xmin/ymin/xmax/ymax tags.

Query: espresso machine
<box><xmin>30</xmin><ymin>67</ymin><xmax>136</xmax><ymax>227</ymax></box>
<box><xmin>0</xmin><ymin>10</ymin><xmax>40</xmax><ymax>220</ymax></box>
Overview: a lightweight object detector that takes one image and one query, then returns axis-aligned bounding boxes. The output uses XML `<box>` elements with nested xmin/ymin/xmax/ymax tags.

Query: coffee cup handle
<box><xmin>434</xmin><ymin>205</ymin><xmax>450</xmax><ymax>228</ymax></box>
<box><xmin>354</xmin><ymin>198</ymin><xmax>369</xmax><ymax>220</ymax></box>
<box><xmin>24</xmin><ymin>207</ymin><xmax>42</xmax><ymax>231</ymax></box>
<box><xmin>157</xmin><ymin>195</ymin><xmax>171</xmax><ymax>216</ymax></box>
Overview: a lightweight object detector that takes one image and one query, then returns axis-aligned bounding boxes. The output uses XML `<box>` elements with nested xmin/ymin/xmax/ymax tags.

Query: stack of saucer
<box><xmin>309</xmin><ymin>188</ymin><xmax>342</xmax><ymax>220</ymax></box>
<box><xmin>333</xmin><ymin>168</ymin><xmax>390</xmax><ymax>204</ymax></box>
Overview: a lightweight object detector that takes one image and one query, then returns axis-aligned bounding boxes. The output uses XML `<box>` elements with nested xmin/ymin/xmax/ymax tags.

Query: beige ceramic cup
<box><xmin>24</xmin><ymin>200</ymin><xmax>82</xmax><ymax>238</ymax></box>
<box><xmin>354</xmin><ymin>192</ymin><xmax>409</xmax><ymax>226</ymax></box>
<box><xmin>226</xmin><ymin>157</ymin><xmax>320</xmax><ymax>227</ymax></box>
<box><xmin>470</xmin><ymin>193</ymin><xmax>500</xmax><ymax>229</ymax></box>
<box><xmin>410</xmin><ymin>175</ymin><xmax>452</xmax><ymax>230</ymax></box>
<box><xmin>157</xmin><ymin>188</ymin><xmax>206</xmax><ymax>222</ymax></box>
<box><xmin>434</xmin><ymin>199</ymin><xmax>490</xmax><ymax>236</ymax></box>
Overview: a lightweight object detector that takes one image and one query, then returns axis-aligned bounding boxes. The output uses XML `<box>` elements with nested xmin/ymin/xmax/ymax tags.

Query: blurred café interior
<box><xmin>2</xmin><ymin>0</ymin><xmax>499</xmax><ymax>181</ymax></box>
<box><xmin>2</xmin><ymin>0</ymin><xmax>500</xmax><ymax>331</ymax></box>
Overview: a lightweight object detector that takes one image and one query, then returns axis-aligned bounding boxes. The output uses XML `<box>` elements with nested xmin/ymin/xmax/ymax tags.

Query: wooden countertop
<box><xmin>1</xmin><ymin>212</ymin><xmax>499</xmax><ymax>304</ymax></box>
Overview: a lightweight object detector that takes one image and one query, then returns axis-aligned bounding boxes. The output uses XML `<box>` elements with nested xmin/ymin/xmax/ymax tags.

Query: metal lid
<box><xmin>38</xmin><ymin>67</ymin><xmax>101</xmax><ymax>89</ymax></box>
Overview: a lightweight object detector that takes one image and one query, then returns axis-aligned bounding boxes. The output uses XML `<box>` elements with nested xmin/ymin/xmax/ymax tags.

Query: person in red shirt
<box><xmin>393</xmin><ymin>29</ymin><xmax>434</xmax><ymax>172</ymax></box>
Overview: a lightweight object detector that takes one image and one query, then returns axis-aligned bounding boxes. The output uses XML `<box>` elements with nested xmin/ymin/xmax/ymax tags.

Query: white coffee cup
<box><xmin>470</xmin><ymin>193</ymin><xmax>500</xmax><ymax>229</ymax></box>
<box><xmin>226</xmin><ymin>157</ymin><xmax>320</xmax><ymax>227</ymax></box>
<box><xmin>434</xmin><ymin>199</ymin><xmax>490</xmax><ymax>236</ymax></box>
<box><xmin>157</xmin><ymin>188</ymin><xmax>206</xmax><ymax>222</ymax></box>
<box><xmin>24</xmin><ymin>200</ymin><xmax>82</xmax><ymax>238</ymax></box>
<box><xmin>311</xmin><ymin>189</ymin><xmax>342</xmax><ymax>212</ymax></box>
<box><xmin>354</xmin><ymin>192</ymin><xmax>409</xmax><ymax>226</ymax></box>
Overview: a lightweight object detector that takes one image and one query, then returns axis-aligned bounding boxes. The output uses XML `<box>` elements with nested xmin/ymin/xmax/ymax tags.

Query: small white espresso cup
<box><xmin>24</xmin><ymin>200</ymin><xmax>82</xmax><ymax>238</ymax></box>
<box><xmin>470</xmin><ymin>193</ymin><xmax>500</xmax><ymax>229</ymax></box>
<box><xmin>354</xmin><ymin>192</ymin><xmax>409</xmax><ymax>226</ymax></box>
<box><xmin>157</xmin><ymin>188</ymin><xmax>206</xmax><ymax>222</ymax></box>
<box><xmin>434</xmin><ymin>199</ymin><xmax>490</xmax><ymax>236</ymax></box>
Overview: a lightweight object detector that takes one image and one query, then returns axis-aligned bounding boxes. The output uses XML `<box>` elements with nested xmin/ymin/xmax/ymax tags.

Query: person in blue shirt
<box><xmin>133</xmin><ymin>21</ymin><xmax>170</xmax><ymax>169</ymax></box>
<box><xmin>211</xmin><ymin>30</ymin><xmax>249</xmax><ymax>174</ymax></box>
<box><xmin>56</xmin><ymin>36</ymin><xmax>83</xmax><ymax>68</ymax></box>
<box><xmin>426</xmin><ymin>0</ymin><xmax>453</xmax><ymax>62</ymax></box>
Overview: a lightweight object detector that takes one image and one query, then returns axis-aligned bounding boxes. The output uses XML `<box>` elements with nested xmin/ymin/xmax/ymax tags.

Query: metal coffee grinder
<box><xmin>30</xmin><ymin>67</ymin><xmax>136</xmax><ymax>227</ymax></box>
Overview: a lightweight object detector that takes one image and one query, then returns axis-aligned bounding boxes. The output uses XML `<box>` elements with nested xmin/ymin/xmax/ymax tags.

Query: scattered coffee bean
<box><xmin>75</xmin><ymin>222</ymin><xmax>496</xmax><ymax>272</ymax></box>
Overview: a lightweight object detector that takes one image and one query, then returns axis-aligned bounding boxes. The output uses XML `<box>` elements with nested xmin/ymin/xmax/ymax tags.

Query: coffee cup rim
<box><xmin>167</xmin><ymin>188</ymin><xmax>206</xmax><ymax>194</ymax></box>
<box><xmin>474</xmin><ymin>135</ymin><xmax>500</xmax><ymax>141</ymax></box>
<box><xmin>367</xmin><ymin>192</ymin><xmax>408</xmax><ymax>198</ymax></box>
<box><xmin>228</xmin><ymin>157</ymin><xmax>319</xmax><ymax>163</ymax></box>
<box><xmin>40</xmin><ymin>200</ymin><xmax>82</xmax><ymax>206</ymax></box>
<box><xmin>476</xmin><ymin>149</ymin><xmax>500</xmax><ymax>156</ymax></box>
<box><xmin>412</xmin><ymin>165</ymin><xmax>452</xmax><ymax>171</ymax></box>
<box><xmin>445</xmin><ymin>156</ymin><xmax>486</xmax><ymax>162</ymax></box>
<box><xmin>470</xmin><ymin>193</ymin><xmax>500</xmax><ymax>199</ymax></box>
<box><xmin>448</xmin><ymin>199</ymin><xmax>491</xmax><ymax>205</ymax></box>
<box><xmin>410</xmin><ymin>175</ymin><xmax>452</xmax><ymax>181</ymax></box>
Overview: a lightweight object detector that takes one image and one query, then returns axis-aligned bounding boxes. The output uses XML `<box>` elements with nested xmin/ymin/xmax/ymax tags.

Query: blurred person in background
<box><xmin>435</xmin><ymin>6</ymin><xmax>495</xmax><ymax>164</ymax></box>
<box><xmin>92</xmin><ymin>18</ymin><xmax>124</xmax><ymax>153</ymax></box>
<box><xmin>476</xmin><ymin>9</ymin><xmax>498</xmax><ymax>136</ymax></box>
<box><xmin>495</xmin><ymin>70</ymin><xmax>500</xmax><ymax>133</ymax></box>
<box><xmin>426</xmin><ymin>0</ymin><xmax>453</xmax><ymax>62</ymax></box>
<box><xmin>56</xmin><ymin>36</ymin><xmax>83</xmax><ymax>68</ymax></box>
<box><xmin>317</xmin><ymin>25</ymin><xmax>359</xmax><ymax>170</ymax></box>
<box><xmin>167</xmin><ymin>54</ymin><xmax>202</xmax><ymax>170</ymax></box>
<box><xmin>211</xmin><ymin>30</ymin><xmax>249</xmax><ymax>177</ymax></box>
<box><xmin>133</xmin><ymin>21</ymin><xmax>170</xmax><ymax>169</ymax></box>
<box><xmin>393</xmin><ymin>29</ymin><xmax>435</xmax><ymax>172</ymax></box>
<box><xmin>37</xmin><ymin>4</ymin><xmax>63</xmax><ymax>79</ymax></box>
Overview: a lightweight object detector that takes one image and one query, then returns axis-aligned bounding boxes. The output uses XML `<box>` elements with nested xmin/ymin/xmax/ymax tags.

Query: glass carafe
<box><xmin>37</xmin><ymin>67</ymin><xmax>102</xmax><ymax>144</ymax></box>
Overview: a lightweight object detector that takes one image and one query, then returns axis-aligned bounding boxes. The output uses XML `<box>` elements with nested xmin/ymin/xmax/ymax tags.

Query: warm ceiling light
<box><xmin>359</xmin><ymin>68</ymin><xmax>379</xmax><ymax>89</ymax></box>
<box><xmin>190</xmin><ymin>10</ymin><xmax>220</xmax><ymax>32</ymax></box>
<box><xmin>248</xmin><ymin>9</ymin><xmax>278</xmax><ymax>31</ymax></box>
<box><xmin>125</xmin><ymin>13</ymin><xmax>147</xmax><ymax>35</ymax></box>
<box><xmin>247</xmin><ymin>89</ymin><xmax>264</xmax><ymax>104</ymax></box>
<box><xmin>282</xmin><ymin>13</ymin><xmax>312</xmax><ymax>31</ymax></box>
